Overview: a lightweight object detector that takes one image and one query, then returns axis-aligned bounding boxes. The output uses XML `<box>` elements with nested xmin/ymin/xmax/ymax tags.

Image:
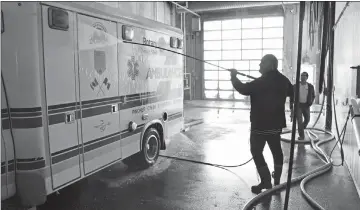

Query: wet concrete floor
<box><xmin>4</xmin><ymin>101</ymin><xmax>360</xmax><ymax>210</ymax></box>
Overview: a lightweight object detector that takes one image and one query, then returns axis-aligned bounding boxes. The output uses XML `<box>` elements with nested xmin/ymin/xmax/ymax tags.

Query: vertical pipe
<box><xmin>193</xmin><ymin>32</ymin><xmax>196</xmax><ymax>99</ymax></box>
<box><xmin>318</xmin><ymin>2</ymin><xmax>329</xmax><ymax>107</ymax></box>
<box><xmin>180</xmin><ymin>13</ymin><xmax>183</xmax><ymax>31</ymax></box>
<box><xmin>183</xmin><ymin>13</ymin><xmax>188</xmax><ymax>99</ymax></box>
<box><xmin>283</xmin><ymin>2</ymin><xmax>306</xmax><ymax>210</ymax></box>
<box><xmin>319</xmin><ymin>2</ymin><xmax>329</xmax><ymax>93</ymax></box>
<box><xmin>325</xmin><ymin>2</ymin><xmax>335</xmax><ymax>131</ymax></box>
<box><xmin>183</xmin><ymin>13</ymin><xmax>186</xmax><ymax>74</ymax></box>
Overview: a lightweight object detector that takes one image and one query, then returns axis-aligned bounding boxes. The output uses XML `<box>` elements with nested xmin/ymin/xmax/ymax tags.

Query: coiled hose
<box><xmin>242</xmin><ymin>87</ymin><xmax>351</xmax><ymax>210</ymax></box>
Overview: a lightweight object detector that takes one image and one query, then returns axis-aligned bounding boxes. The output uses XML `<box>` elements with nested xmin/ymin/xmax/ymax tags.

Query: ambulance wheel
<box><xmin>122</xmin><ymin>128</ymin><xmax>160</xmax><ymax>169</ymax></box>
<box><xmin>138</xmin><ymin>128</ymin><xmax>161</xmax><ymax>168</ymax></box>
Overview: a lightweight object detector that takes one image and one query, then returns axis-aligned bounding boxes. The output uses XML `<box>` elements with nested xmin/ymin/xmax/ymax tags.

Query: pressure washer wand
<box><xmin>231</xmin><ymin>71</ymin><xmax>257</xmax><ymax>80</ymax></box>
<box><xmin>123</xmin><ymin>40</ymin><xmax>258</xmax><ymax>80</ymax></box>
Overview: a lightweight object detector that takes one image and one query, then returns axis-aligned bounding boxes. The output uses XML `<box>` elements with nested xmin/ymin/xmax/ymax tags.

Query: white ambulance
<box><xmin>1</xmin><ymin>2</ymin><xmax>184</xmax><ymax>207</ymax></box>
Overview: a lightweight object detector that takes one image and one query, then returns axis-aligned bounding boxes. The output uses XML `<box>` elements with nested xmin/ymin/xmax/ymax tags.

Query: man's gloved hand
<box><xmin>228</xmin><ymin>68</ymin><xmax>238</xmax><ymax>78</ymax></box>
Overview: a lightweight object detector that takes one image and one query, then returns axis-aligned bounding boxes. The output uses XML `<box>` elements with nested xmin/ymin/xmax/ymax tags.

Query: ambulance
<box><xmin>1</xmin><ymin>2</ymin><xmax>184</xmax><ymax>207</ymax></box>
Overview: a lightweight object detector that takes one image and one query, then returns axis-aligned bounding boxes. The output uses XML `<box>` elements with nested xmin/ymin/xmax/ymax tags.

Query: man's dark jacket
<box><xmin>231</xmin><ymin>70</ymin><xmax>294</xmax><ymax>131</ymax></box>
<box><xmin>294</xmin><ymin>83</ymin><xmax>315</xmax><ymax>107</ymax></box>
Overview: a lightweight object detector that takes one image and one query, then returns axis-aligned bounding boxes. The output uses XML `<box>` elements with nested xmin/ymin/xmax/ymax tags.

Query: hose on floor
<box><xmin>159</xmin><ymin>92</ymin><xmax>350</xmax><ymax>210</ymax></box>
<box><xmin>159</xmin><ymin>78</ymin><xmax>351</xmax><ymax>210</ymax></box>
<box><xmin>242</xmin><ymin>109</ymin><xmax>351</xmax><ymax>210</ymax></box>
<box><xmin>159</xmin><ymin>154</ymin><xmax>253</xmax><ymax>168</ymax></box>
<box><xmin>241</xmin><ymin>85</ymin><xmax>351</xmax><ymax>209</ymax></box>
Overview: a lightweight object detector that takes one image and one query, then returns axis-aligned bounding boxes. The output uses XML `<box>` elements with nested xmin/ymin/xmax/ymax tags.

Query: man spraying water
<box><xmin>228</xmin><ymin>54</ymin><xmax>294</xmax><ymax>194</ymax></box>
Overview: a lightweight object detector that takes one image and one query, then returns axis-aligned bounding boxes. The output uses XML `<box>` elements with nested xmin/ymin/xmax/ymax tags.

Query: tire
<box><xmin>122</xmin><ymin>128</ymin><xmax>161</xmax><ymax>169</ymax></box>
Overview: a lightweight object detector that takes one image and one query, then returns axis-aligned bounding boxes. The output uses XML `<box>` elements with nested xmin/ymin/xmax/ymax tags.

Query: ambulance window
<box><xmin>48</xmin><ymin>7</ymin><xmax>69</xmax><ymax>31</ymax></box>
<box><xmin>1</xmin><ymin>11</ymin><xmax>4</xmax><ymax>33</ymax></box>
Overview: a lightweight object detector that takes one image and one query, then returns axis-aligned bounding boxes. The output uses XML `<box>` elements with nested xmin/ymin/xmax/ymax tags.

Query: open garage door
<box><xmin>203</xmin><ymin>17</ymin><xmax>285</xmax><ymax>100</ymax></box>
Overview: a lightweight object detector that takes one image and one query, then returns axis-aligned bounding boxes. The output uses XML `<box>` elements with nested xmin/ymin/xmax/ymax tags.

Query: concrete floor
<box><xmin>3</xmin><ymin>100</ymin><xmax>360</xmax><ymax>210</ymax></box>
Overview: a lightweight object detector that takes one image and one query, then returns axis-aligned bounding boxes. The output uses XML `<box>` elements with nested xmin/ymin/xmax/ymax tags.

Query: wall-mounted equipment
<box><xmin>192</xmin><ymin>17</ymin><xmax>201</xmax><ymax>31</ymax></box>
<box><xmin>351</xmin><ymin>65</ymin><xmax>360</xmax><ymax>98</ymax></box>
<box><xmin>350</xmin><ymin>98</ymin><xmax>360</xmax><ymax>156</ymax></box>
<box><xmin>184</xmin><ymin>73</ymin><xmax>191</xmax><ymax>90</ymax></box>
<box><xmin>184</xmin><ymin>73</ymin><xmax>191</xmax><ymax>100</ymax></box>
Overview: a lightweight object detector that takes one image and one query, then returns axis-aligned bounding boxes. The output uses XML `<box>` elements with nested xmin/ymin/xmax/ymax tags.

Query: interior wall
<box><xmin>184</xmin><ymin>13</ymin><xmax>202</xmax><ymax>100</ymax></box>
<box><xmin>332</xmin><ymin>2</ymin><xmax>360</xmax><ymax>195</ymax></box>
<box><xmin>286</xmin><ymin>3</ymin><xmax>325</xmax><ymax>104</ymax></box>
<box><xmin>295</xmin><ymin>2</ymin><xmax>360</xmax><ymax>194</ymax></box>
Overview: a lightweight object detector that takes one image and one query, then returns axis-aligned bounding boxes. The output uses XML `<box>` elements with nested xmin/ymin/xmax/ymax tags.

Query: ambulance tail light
<box><xmin>170</xmin><ymin>37</ymin><xmax>178</xmax><ymax>48</ymax></box>
<box><xmin>122</xmin><ymin>25</ymin><xmax>134</xmax><ymax>41</ymax></box>
<box><xmin>177</xmin><ymin>38</ymin><xmax>183</xmax><ymax>49</ymax></box>
<box><xmin>48</xmin><ymin>7</ymin><xmax>69</xmax><ymax>31</ymax></box>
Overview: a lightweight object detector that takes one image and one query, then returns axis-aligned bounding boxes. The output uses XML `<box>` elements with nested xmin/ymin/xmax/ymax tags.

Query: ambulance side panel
<box><xmin>118</xmin><ymin>25</ymin><xmax>183</xmax><ymax>156</ymax></box>
<box><xmin>1</xmin><ymin>129</ymin><xmax>7</xmax><ymax>200</ymax></box>
<box><xmin>77</xmin><ymin>14</ymin><xmax>121</xmax><ymax>175</ymax></box>
<box><xmin>1</xmin><ymin>80</ymin><xmax>16</xmax><ymax>200</ymax></box>
<box><xmin>1</xmin><ymin>2</ymin><xmax>49</xmax><ymax>205</ymax></box>
<box><xmin>42</xmin><ymin>5</ymin><xmax>82</xmax><ymax>189</ymax></box>
<box><xmin>2</xmin><ymin>122</ymin><xmax>15</xmax><ymax>200</ymax></box>
<box><xmin>117</xmin><ymin>24</ymin><xmax>143</xmax><ymax>158</ymax></box>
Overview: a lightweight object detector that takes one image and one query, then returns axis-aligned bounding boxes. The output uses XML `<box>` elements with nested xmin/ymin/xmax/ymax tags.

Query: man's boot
<box><xmin>272</xmin><ymin>165</ymin><xmax>283</xmax><ymax>186</ymax></box>
<box><xmin>251</xmin><ymin>166</ymin><xmax>272</xmax><ymax>194</ymax></box>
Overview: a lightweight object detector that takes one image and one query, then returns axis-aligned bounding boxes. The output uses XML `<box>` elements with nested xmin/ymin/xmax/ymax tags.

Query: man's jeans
<box><xmin>297</xmin><ymin>103</ymin><xmax>311</xmax><ymax>138</ymax></box>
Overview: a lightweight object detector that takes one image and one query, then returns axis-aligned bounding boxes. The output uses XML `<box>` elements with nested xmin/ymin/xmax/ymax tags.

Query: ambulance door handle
<box><xmin>65</xmin><ymin>112</ymin><xmax>75</xmax><ymax>124</ymax></box>
<box><xmin>111</xmin><ymin>104</ymin><xmax>118</xmax><ymax>113</ymax></box>
<box><xmin>142</xmin><ymin>114</ymin><xmax>149</xmax><ymax>121</ymax></box>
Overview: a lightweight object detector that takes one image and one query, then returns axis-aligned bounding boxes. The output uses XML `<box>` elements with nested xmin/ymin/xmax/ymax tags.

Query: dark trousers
<box><xmin>297</xmin><ymin>103</ymin><xmax>311</xmax><ymax>138</ymax></box>
<box><xmin>250</xmin><ymin>132</ymin><xmax>284</xmax><ymax>169</ymax></box>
